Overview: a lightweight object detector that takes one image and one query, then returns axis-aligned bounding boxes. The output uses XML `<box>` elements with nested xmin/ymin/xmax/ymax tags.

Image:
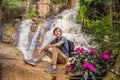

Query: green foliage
<box><xmin>26</xmin><ymin>11</ymin><xmax>36</xmax><ymax>19</ymax></box>
<box><xmin>78</xmin><ymin>0</ymin><xmax>103</xmax><ymax>28</ymax></box>
<box><xmin>25</xmin><ymin>3</ymin><xmax>36</xmax><ymax>19</ymax></box>
<box><xmin>66</xmin><ymin>47</ymin><xmax>115</xmax><ymax>79</ymax></box>
<box><xmin>78</xmin><ymin>0</ymin><xmax>120</xmax><ymax>55</ymax></box>
<box><xmin>1</xmin><ymin>0</ymin><xmax>25</xmax><ymax>23</ymax></box>
<box><xmin>50</xmin><ymin>0</ymin><xmax>67</xmax><ymax>7</ymax></box>
<box><xmin>2</xmin><ymin>7</ymin><xmax>25</xmax><ymax>23</ymax></box>
<box><xmin>32</xmin><ymin>0</ymin><xmax>38</xmax><ymax>3</ymax></box>
<box><xmin>88</xmin><ymin>13</ymin><xmax>120</xmax><ymax>52</ymax></box>
<box><xmin>51</xmin><ymin>0</ymin><xmax>65</xmax><ymax>5</ymax></box>
<box><xmin>78</xmin><ymin>5</ymin><xmax>90</xmax><ymax>27</ymax></box>
<box><xmin>1</xmin><ymin>0</ymin><xmax>22</xmax><ymax>8</ymax></box>
<box><xmin>89</xmin><ymin>13</ymin><xmax>112</xmax><ymax>35</ymax></box>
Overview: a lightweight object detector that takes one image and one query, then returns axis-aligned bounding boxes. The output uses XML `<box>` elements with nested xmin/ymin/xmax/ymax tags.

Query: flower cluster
<box><xmin>66</xmin><ymin>47</ymin><xmax>115</xmax><ymax>80</ymax></box>
<box><xmin>99</xmin><ymin>50</ymin><xmax>110</xmax><ymax>60</ymax></box>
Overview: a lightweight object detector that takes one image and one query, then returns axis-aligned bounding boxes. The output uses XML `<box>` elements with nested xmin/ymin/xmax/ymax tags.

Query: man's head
<box><xmin>53</xmin><ymin>27</ymin><xmax>62</xmax><ymax>38</ymax></box>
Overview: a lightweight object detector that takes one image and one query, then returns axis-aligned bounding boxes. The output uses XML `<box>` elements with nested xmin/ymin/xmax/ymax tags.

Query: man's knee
<box><xmin>52</xmin><ymin>47</ymin><xmax>58</xmax><ymax>51</ymax></box>
<box><xmin>40</xmin><ymin>49</ymin><xmax>49</xmax><ymax>54</ymax></box>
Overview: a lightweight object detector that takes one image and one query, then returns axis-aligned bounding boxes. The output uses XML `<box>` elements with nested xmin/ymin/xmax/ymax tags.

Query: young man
<box><xmin>24</xmin><ymin>27</ymin><xmax>70</xmax><ymax>74</ymax></box>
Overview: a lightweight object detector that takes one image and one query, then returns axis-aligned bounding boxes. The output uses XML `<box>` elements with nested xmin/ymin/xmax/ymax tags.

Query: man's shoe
<box><xmin>24</xmin><ymin>59</ymin><xmax>37</xmax><ymax>66</ymax></box>
<box><xmin>44</xmin><ymin>67</ymin><xmax>56</xmax><ymax>74</ymax></box>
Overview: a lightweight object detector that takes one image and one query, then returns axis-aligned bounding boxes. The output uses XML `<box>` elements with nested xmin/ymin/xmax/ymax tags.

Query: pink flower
<box><xmin>67</xmin><ymin>65</ymin><xmax>73</xmax><ymax>71</ymax></box>
<box><xmin>82</xmin><ymin>62</ymin><xmax>89</xmax><ymax>68</ymax></box>
<box><xmin>75</xmin><ymin>47</ymin><xmax>81</xmax><ymax>53</ymax></box>
<box><xmin>90</xmin><ymin>48</ymin><xmax>95</xmax><ymax>53</ymax></box>
<box><xmin>75</xmin><ymin>47</ymin><xmax>85</xmax><ymax>53</ymax></box>
<box><xmin>82</xmin><ymin>62</ymin><xmax>95</xmax><ymax>72</ymax></box>
<box><xmin>88</xmin><ymin>64</ymin><xmax>95</xmax><ymax>72</ymax></box>
<box><xmin>103</xmin><ymin>50</ymin><xmax>109</xmax><ymax>54</ymax></box>
<box><xmin>103</xmin><ymin>54</ymin><xmax>110</xmax><ymax>60</ymax></box>
<box><xmin>98</xmin><ymin>53</ymin><xmax>103</xmax><ymax>58</ymax></box>
<box><xmin>80</xmin><ymin>48</ymin><xmax>85</xmax><ymax>53</ymax></box>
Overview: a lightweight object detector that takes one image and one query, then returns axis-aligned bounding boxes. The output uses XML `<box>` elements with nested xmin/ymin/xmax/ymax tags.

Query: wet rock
<box><xmin>67</xmin><ymin>0</ymin><xmax>76</xmax><ymax>8</ymax></box>
<box><xmin>35</xmin><ymin>25</ymin><xmax>46</xmax><ymax>52</ymax></box>
<box><xmin>31</xmin><ymin>24</ymin><xmax>37</xmax><ymax>32</ymax></box>
<box><xmin>29</xmin><ymin>24</ymin><xmax>37</xmax><ymax>43</ymax></box>
<box><xmin>1</xmin><ymin>25</ymin><xmax>16</xmax><ymax>45</ymax></box>
<box><xmin>37</xmin><ymin>0</ymin><xmax>50</xmax><ymax>19</ymax></box>
<box><xmin>52</xmin><ymin>4</ymin><xmax>63</xmax><ymax>15</ymax></box>
<box><xmin>13</xmin><ymin>19</ymin><xmax>21</xmax><ymax>27</ymax></box>
<box><xmin>32</xmin><ymin>18</ymin><xmax>41</xmax><ymax>25</ymax></box>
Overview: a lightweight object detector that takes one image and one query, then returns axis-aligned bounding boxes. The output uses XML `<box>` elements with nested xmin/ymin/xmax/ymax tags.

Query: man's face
<box><xmin>54</xmin><ymin>29</ymin><xmax>62</xmax><ymax>38</ymax></box>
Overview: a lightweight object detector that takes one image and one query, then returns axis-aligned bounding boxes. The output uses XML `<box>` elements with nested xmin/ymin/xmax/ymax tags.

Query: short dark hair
<box><xmin>53</xmin><ymin>27</ymin><xmax>62</xmax><ymax>35</ymax></box>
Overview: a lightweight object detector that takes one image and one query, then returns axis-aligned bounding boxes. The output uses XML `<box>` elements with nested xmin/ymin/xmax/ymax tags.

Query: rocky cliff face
<box><xmin>71</xmin><ymin>0</ymin><xmax>76</xmax><ymax>8</ymax></box>
<box><xmin>0</xmin><ymin>19</ymin><xmax>20</xmax><ymax>46</ymax></box>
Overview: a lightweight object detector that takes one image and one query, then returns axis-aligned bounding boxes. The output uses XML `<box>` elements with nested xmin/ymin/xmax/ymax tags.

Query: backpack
<box><xmin>58</xmin><ymin>37</ymin><xmax>75</xmax><ymax>57</ymax></box>
<box><xmin>67</xmin><ymin>40</ymin><xmax>74</xmax><ymax>56</ymax></box>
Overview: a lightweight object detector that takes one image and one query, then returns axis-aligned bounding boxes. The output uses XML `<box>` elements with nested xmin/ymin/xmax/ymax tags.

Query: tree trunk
<box><xmin>0</xmin><ymin>0</ymin><xmax>3</xmax><ymax>7</ymax></box>
<box><xmin>103</xmin><ymin>43</ymin><xmax>120</xmax><ymax>80</ymax></box>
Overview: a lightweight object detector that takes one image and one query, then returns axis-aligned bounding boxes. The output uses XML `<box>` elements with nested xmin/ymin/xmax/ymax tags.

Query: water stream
<box><xmin>16</xmin><ymin>0</ymin><xmax>91</xmax><ymax>60</ymax></box>
<box><xmin>17</xmin><ymin>20</ymin><xmax>41</xmax><ymax>59</ymax></box>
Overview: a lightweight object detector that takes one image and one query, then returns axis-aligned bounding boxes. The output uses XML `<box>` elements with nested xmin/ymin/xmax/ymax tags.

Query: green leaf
<box><xmin>89</xmin><ymin>72</ymin><xmax>96</xmax><ymax>80</ymax></box>
<box><xmin>84</xmin><ymin>71</ymin><xmax>88</xmax><ymax>80</ymax></box>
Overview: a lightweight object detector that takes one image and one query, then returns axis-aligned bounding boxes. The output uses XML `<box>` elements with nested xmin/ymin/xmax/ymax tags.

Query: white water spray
<box><xmin>17</xmin><ymin>20</ymin><xmax>41</xmax><ymax>59</ymax></box>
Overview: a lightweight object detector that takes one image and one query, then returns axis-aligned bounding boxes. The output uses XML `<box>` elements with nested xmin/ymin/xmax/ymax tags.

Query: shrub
<box><xmin>66</xmin><ymin>47</ymin><xmax>116</xmax><ymax>80</ymax></box>
<box><xmin>1</xmin><ymin>0</ymin><xmax>25</xmax><ymax>23</ymax></box>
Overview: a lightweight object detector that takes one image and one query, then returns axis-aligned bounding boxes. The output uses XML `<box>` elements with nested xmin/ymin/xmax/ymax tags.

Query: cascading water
<box><xmin>17</xmin><ymin>20</ymin><xmax>32</xmax><ymax>59</ymax></box>
<box><xmin>16</xmin><ymin>0</ymin><xmax>91</xmax><ymax>60</ymax></box>
<box><xmin>27</xmin><ymin>25</ymin><xmax>41</xmax><ymax>59</ymax></box>
<box><xmin>17</xmin><ymin>19</ymin><xmax>41</xmax><ymax>59</ymax></box>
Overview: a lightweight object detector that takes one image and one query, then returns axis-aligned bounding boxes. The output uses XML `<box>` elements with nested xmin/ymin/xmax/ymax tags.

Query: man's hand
<box><xmin>51</xmin><ymin>41</ymin><xmax>64</xmax><ymax>47</ymax></box>
<box><xmin>35</xmin><ymin>44</ymin><xmax>51</xmax><ymax>58</ymax></box>
<box><xmin>38</xmin><ymin>49</ymin><xmax>42</xmax><ymax>53</ymax></box>
<box><xmin>37</xmin><ymin>49</ymin><xmax>42</xmax><ymax>57</ymax></box>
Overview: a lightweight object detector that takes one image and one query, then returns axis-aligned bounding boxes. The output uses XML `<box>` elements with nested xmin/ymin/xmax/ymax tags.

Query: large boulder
<box><xmin>0</xmin><ymin>44</ymin><xmax>52</xmax><ymax>80</ymax></box>
<box><xmin>0</xmin><ymin>44</ymin><xmax>70</xmax><ymax>80</ymax></box>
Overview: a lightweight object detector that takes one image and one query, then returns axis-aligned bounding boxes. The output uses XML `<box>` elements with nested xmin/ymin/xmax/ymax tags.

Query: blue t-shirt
<box><xmin>50</xmin><ymin>36</ymin><xmax>70</xmax><ymax>57</ymax></box>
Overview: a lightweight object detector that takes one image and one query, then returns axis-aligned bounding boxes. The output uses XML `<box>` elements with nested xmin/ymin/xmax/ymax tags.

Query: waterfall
<box><xmin>16</xmin><ymin>0</ymin><xmax>91</xmax><ymax>60</ymax></box>
<box><xmin>17</xmin><ymin>20</ymin><xmax>41</xmax><ymax>59</ymax></box>
<box><xmin>27</xmin><ymin>25</ymin><xmax>41</xmax><ymax>59</ymax></box>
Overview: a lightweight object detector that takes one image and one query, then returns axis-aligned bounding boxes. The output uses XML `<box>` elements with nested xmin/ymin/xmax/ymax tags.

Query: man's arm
<box><xmin>38</xmin><ymin>41</ymin><xmax>64</xmax><ymax>53</ymax></box>
<box><xmin>38</xmin><ymin>44</ymin><xmax>51</xmax><ymax>53</ymax></box>
<box><xmin>51</xmin><ymin>41</ymin><xmax>64</xmax><ymax>47</ymax></box>
<box><xmin>36</xmin><ymin>41</ymin><xmax>64</xmax><ymax>58</ymax></box>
